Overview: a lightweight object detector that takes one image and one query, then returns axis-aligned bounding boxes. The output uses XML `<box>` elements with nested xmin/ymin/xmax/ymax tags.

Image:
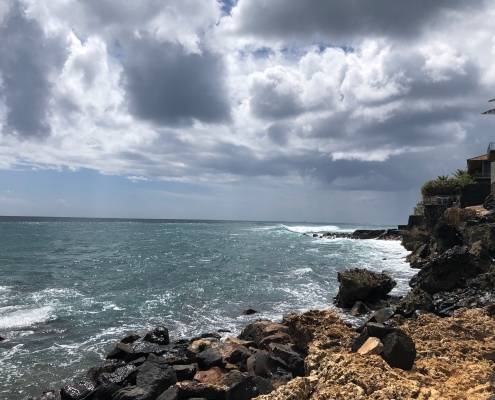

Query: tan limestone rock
<box><xmin>259</xmin><ymin>306</ymin><xmax>495</xmax><ymax>400</ymax></box>
<box><xmin>357</xmin><ymin>337</ymin><xmax>384</xmax><ymax>355</ymax></box>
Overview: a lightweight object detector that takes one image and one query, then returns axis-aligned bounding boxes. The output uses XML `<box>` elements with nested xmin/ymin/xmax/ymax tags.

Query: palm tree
<box><xmin>482</xmin><ymin>99</ymin><xmax>495</xmax><ymax>115</ymax></box>
<box><xmin>437</xmin><ymin>174</ymin><xmax>449</xmax><ymax>180</ymax></box>
<box><xmin>452</xmin><ymin>168</ymin><xmax>468</xmax><ymax>178</ymax></box>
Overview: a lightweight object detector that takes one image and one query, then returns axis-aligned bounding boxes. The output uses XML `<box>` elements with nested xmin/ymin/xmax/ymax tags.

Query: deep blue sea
<box><xmin>0</xmin><ymin>218</ymin><xmax>414</xmax><ymax>399</ymax></box>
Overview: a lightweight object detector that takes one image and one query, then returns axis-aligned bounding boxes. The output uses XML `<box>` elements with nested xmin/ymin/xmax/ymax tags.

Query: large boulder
<box><xmin>334</xmin><ymin>268</ymin><xmax>397</xmax><ymax>308</ymax></box>
<box><xmin>246</xmin><ymin>350</ymin><xmax>292</xmax><ymax>387</ymax></box>
<box><xmin>397</xmin><ymin>288</ymin><xmax>434</xmax><ymax>316</ymax></box>
<box><xmin>352</xmin><ymin>326</ymin><xmax>416</xmax><ymax>370</ymax></box>
<box><xmin>381</xmin><ymin>330</ymin><xmax>416</xmax><ymax>370</ymax></box>
<box><xmin>410</xmin><ymin>246</ymin><xmax>488</xmax><ymax>294</ymax></box>
<box><xmin>135</xmin><ymin>354</ymin><xmax>177</xmax><ymax>397</ymax></box>
<box><xmin>196</xmin><ymin>347</ymin><xmax>224</xmax><ymax>370</ymax></box>
<box><xmin>225</xmin><ymin>376</ymin><xmax>274</xmax><ymax>400</ymax></box>
<box><xmin>268</xmin><ymin>343</ymin><xmax>306</xmax><ymax>377</ymax></box>
<box><xmin>238</xmin><ymin>321</ymin><xmax>290</xmax><ymax>345</ymax></box>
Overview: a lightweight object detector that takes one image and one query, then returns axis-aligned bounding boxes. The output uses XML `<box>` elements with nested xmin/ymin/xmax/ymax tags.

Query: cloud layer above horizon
<box><xmin>1</xmin><ymin>0</ymin><xmax>495</xmax><ymax>203</ymax></box>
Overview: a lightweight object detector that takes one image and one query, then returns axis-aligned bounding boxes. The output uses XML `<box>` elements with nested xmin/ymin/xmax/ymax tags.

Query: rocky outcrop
<box><xmin>259</xmin><ymin>307</ymin><xmax>495</xmax><ymax>400</ymax></box>
<box><xmin>334</xmin><ymin>268</ymin><xmax>396</xmax><ymax>308</ymax></box>
<box><xmin>409</xmin><ymin>246</ymin><xmax>488</xmax><ymax>294</ymax></box>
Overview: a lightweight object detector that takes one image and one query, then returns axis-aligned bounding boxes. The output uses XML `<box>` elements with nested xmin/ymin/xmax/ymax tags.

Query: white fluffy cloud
<box><xmin>1</xmin><ymin>0</ymin><xmax>495</xmax><ymax>195</ymax></box>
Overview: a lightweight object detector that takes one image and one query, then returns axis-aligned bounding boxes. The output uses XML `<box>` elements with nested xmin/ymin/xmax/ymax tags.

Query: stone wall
<box><xmin>460</xmin><ymin>183</ymin><xmax>490</xmax><ymax>208</ymax></box>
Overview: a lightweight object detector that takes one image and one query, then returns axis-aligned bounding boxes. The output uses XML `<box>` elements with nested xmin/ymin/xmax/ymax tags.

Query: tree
<box><xmin>437</xmin><ymin>174</ymin><xmax>449</xmax><ymax>180</ymax></box>
<box><xmin>452</xmin><ymin>168</ymin><xmax>468</xmax><ymax>178</ymax></box>
<box><xmin>482</xmin><ymin>98</ymin><xmax>495</xmax><ymax>115</ymax></box>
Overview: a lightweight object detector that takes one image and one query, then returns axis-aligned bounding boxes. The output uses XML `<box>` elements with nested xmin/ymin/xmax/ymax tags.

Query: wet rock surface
<box><xmin>334</xmin><ymin>268</ymin><xmax>397</xmax><ymax>308</ymax></box>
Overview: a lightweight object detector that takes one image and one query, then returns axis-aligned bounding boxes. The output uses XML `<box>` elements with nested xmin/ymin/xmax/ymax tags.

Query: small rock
<box><xmin>350</xmin><ymin>301</ymin><xmax>369</xmax><ymax>316</ymax></box>
<box><xmin>0</xmin><ymin>335</ymin><xmax>5</xmax><ymax>341</ymax></box>
<box><xmin>143</xmin><ymin>326</ymin><xmax>170</xmax><ymax>345</ymax></box>
<box><xmin>357</xmin><ymin>337</ymin><xmax>384</xmax><ymax>356</ymax></box>
<box><xmin>368</xmin><ymin>307</ymin><xmax>396</xmax><ymax>324</ymax></box>
<box><xmin>217</xmin><ymin>329</ymin><xmax>231</xmax><ymax>333</ymax></box>
<box><xmin>242</xmin><ymin>309</ymin><xmax>258</xmax><ymax>315</ymax></box>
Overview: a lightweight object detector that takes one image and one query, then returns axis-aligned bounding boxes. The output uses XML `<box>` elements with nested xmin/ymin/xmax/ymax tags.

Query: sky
<box><xmin>1</xmin><ymin>0</ymin><xmax>495</xmax><ymax>223</ymax></box>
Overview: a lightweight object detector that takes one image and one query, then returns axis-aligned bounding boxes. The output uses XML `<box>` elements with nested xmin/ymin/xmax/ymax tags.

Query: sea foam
<box><xmin>0</xmin><ymin>306</ymin><xmax>55</xmax><ymax>329</ymax></box>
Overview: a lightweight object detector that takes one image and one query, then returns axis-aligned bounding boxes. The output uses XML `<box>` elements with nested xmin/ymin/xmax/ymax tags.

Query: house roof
<box><xmin>467</xmin><ymin>154</ymin><xmax>488</xmax><ymax>161</ymax></box>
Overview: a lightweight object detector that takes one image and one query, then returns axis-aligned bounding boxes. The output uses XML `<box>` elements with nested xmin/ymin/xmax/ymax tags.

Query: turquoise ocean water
<box><xmin>0</xmin><ymin>218</ymin><xmax>414</xmax><ymax>399</ymax></box>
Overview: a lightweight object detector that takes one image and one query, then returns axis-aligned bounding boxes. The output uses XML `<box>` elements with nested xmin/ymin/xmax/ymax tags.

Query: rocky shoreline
<box><xmin>31</xmin><ymin>211</ymin><xmax>495</xmax><ymax>400</ymax></box>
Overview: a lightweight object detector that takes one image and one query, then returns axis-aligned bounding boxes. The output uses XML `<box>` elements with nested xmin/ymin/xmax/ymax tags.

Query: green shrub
<box><xmin>420</xmin><ymin>175</ymin><xmax>477</xmax><ymax>196</ymax></box>
<box><xmin>421</xmin><ymin>178</ymin><xmax>462</xmax><ymax>196</ymax></box>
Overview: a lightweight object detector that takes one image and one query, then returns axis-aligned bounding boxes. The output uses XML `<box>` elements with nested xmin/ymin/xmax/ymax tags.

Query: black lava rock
<box><xmin>334</xmin><ymin>268</ymin><xmax>396</xmax><ymax>308</ymax></box>
<box><xmin>225</xmin><ymin>376</ymin><xmax>274</xmax><ymax>400</ymax></box>
<box><xmin>196</xmin><ymin>347</ymin><xmax>223</xmax><ymax>370</ymax></box>
<box><xmin>381</xmin><ymin>330</ymin><xmax>416</xmax><ymax>370</ymax></box>
<box><xmin>143</xmin><ymin>326</ymin><xmax>170</xmax><ymax>345</ymax></box>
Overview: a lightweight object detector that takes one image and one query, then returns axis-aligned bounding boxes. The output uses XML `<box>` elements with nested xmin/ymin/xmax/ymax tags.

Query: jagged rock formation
<box><xmin>259</xmin><ymin>307</ymin><xmax>495</xmax><ymax>400</ymax></box>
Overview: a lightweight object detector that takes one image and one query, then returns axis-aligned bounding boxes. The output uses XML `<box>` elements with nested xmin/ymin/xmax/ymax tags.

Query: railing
<box><xmin>487</xmin><ymin>142</ymin><xmax>495</xmax><ymax>155</ymax></box>
<box><xmin>422</xmin><ymin>195</ymin><xmax>458</xmax><ymax>205</ymax></box>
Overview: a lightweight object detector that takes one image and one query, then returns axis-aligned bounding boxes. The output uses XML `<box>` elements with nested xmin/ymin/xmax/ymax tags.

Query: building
<box><xmin>467</xmin><ymin>142</ymin><xmax>495</xmax><ymax>189</ymax></box>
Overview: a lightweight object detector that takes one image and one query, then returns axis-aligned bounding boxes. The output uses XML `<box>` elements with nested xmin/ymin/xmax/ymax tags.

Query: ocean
<box><xmin>0</xmin><ymin>218</ymin><xmax>414</xmax><ymax>399</ymax></box>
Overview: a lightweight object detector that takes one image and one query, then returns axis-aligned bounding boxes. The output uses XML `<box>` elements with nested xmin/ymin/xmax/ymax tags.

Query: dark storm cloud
<box><xmin>266</xmin><ymin>123</ymin><xmax>289</xmax><ymax>146</ymax></box>
<box><xmin>0</xmin><ymin>2</ymin><xmax>66</xmax><ymax>139</ymax></box>
<box><xmin>121</xmin><ymin>38</ymin><xmax>231</xmax><ymax>126</ymax></box>
<box><xmin>232</xmin><ymin>0</ymin><xmax>485</xmax><ymax>43</ymax></box>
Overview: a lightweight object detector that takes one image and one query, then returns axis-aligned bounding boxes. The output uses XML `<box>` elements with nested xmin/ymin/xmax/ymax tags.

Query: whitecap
<box><xmin>282</xmin><ymin>225</ymin><xmax>340</xmax><ymax>234</ymax></box>
<box><xmin>292</xmin><ymin>267</ymin><xmax>313</xmax><ymax>275</ymax></box>
<box><xmin>0</xmin><ymin>306</ymin><xmax>55</xmax><ymax>329</ymax></box>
